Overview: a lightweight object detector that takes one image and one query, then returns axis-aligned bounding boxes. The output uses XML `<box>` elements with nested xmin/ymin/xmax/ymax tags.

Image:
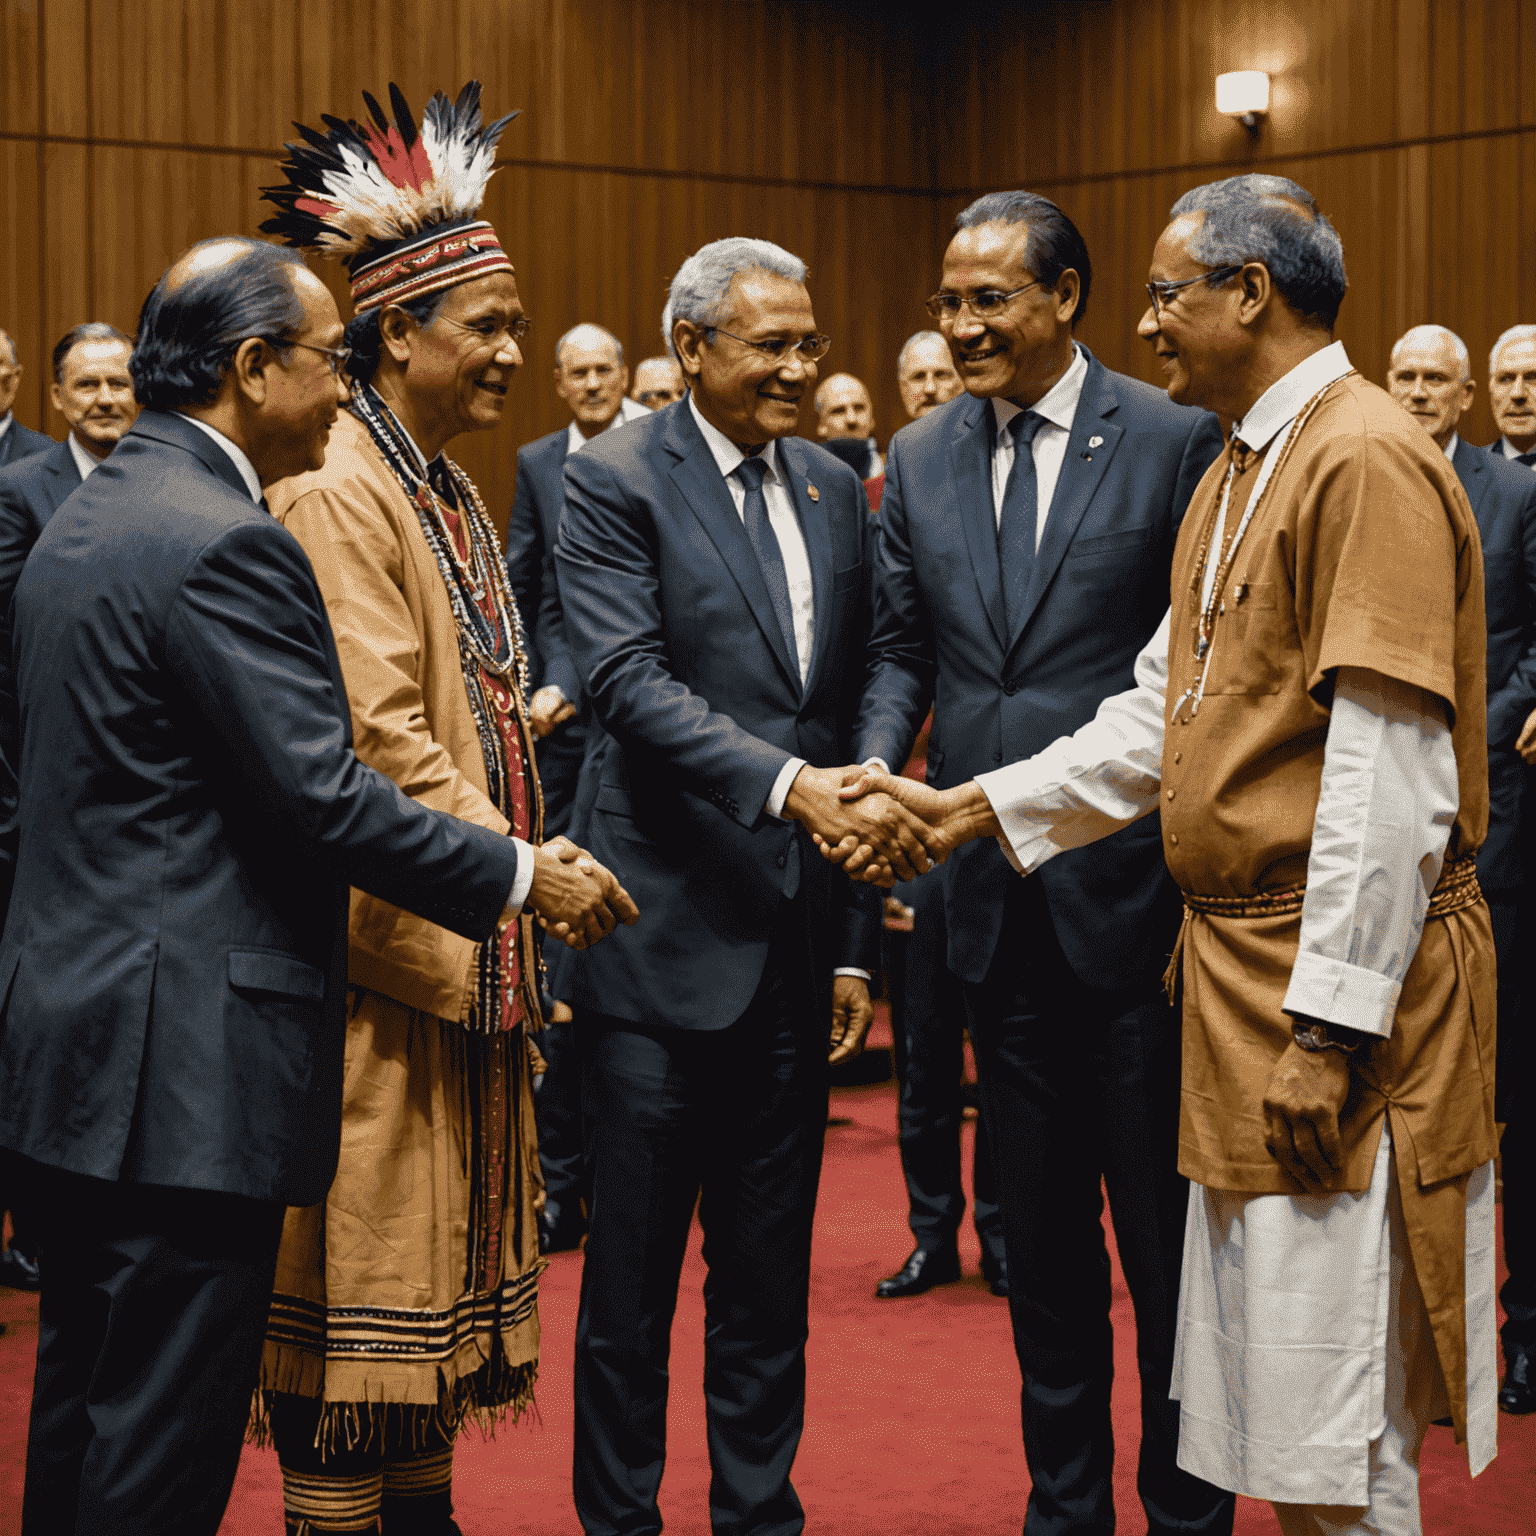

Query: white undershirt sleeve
<box><xmin>1281</xmin><ymin>666</ymin><xmax>1459</xmax><ymax>1038</ymax></box>
<box><xmin>974</xmin><ymin>607</ymin><xmax>1170</xmax><ymax>876</ymax></box>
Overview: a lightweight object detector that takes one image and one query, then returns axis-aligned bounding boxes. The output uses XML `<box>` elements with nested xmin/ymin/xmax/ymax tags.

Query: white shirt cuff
<box><xmin>767</xmin><ymin>757</ymin><xmax>808</xmax><ymax>820</ymax></box>
<box><xmin>864</xmin><ymin>757</ymin><xmax>890</xmax><ymax>774</ymax></box>
<box><xmin>1282</xmin><ymin>951</ymin><xmax>1401</xmax><ymax>1039</ymax></box>
<box><xmin>975</xmin><ymin>764</ymin><xmax>1061</xmax><ymax>876</ymax></box>
<box><xmin>508</xmin><ymin>838</ymin><xmax>537</xmax><ymax>914</ymax></box>
<box><xmin>833</xmin><ymin>968</ymin><xmax>872</xmax><ymax>982</ymax></box>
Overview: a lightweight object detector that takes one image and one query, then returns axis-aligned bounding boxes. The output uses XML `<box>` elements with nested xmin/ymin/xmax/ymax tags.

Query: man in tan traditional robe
<box><xmin>834</xmin><ymin>173</ymin><xmax>1498</xmax><ymax>1535</ymax></box>
<box><xmin>254</xmin><ymin>84</ymin><xmax>636</xmax><ymax>1535</ymax></box>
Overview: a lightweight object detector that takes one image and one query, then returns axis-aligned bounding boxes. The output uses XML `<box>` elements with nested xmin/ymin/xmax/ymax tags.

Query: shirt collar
<box><xmin>178</xmin><ymin>414</ymin><xmax>264</xmax><ymax>503</ymax></box>
<box><xmin>566</xmin><ymin>395</ymin><xmax>653</xmax><ymax>458</ymax></box>
<box><xmin>688</xmin><ymin>391</ymin><xmax>781</xmax><ymax>484</ymax></box>
<box><xmin>1443</xmin><ymin>432</ymin><xmax>1459</xmax><ymax>463</ymax></box>
<box><xmin>1233</xmin><ymin>340</ymin><xmax>1352</xmax><ymax>452</ymax></box>
<box><xmin>990</xmin><ymin>342</ymin><xmax>1089</xmax><ymax>438</ymax></box>
<box><xmin>0</xmin><ymin>412</ymin><xmax>11</xmax><ymax>443</ymax></box>
<box><xmin>67</xmin><ymin>431</ymin><xmax>103</xmax><ymax>482</ymax></box>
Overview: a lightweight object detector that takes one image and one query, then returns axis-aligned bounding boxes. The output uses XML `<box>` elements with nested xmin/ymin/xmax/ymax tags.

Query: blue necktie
<box><xmin>997</xmin><ymin>410</ymin><xmax>1046</xmax><ymax>631</ymax></box>
<box><xmin>736</xmin><ymin>455</ymin><xmax>799</xmax><ymax>681</ymax></box>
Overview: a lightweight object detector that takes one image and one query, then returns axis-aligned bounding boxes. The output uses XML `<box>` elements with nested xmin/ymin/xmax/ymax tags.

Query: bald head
<box><xmin>632</xmin><ymin>355</ymin><xmax>685</xmax><ymax>409</ymax></box>
<box><xmin>1387</xmin><ymin>324</ymin><xmax>1473</xmax><ymax>450</ymax></box>
<box><xmin>814</xmin><ymin>372</ymin><xmax>874</xmax><ymax>442</ymax></box>
<box><xmin>556</xmin><ymin>322</ymin><xmax>629</xmax><ymax>438</ymax></box>
<box><xmin>164</xmin><ymin>237</ymin><xmax>261</xmax><ymax>292</ymax></box>
<box><xmin>0</xmin><ymin>328</ymin><xmax>19</xmax><ymax>417</ymax></box>
<box><xmin>897</xmin><ymin>331</ymin><xmax>961</xmax><ymax>419</ymax></box>
<box><xmin>1490</xmin><ymin>324</ymin><xmax>1536</xmax><ymax>454</ymax></box>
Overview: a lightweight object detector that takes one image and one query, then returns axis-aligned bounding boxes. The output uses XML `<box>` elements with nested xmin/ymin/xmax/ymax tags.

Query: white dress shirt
<box><xmin>989</xmin><ymin>342</ymin><xmax>1089</xmax><ymax>547</ymax></box>
<box><xmin>566</xmin><ymin>394</ymin><xmax>651</xmax><ymax>459</ymax></box>
<box><xmin>1497</xmin><ymin>435</ymin><xmax>1536</xmax><ymax>466</ymax></box>
<box><xmin>67</xmin><ymin>431</ymin><xmax>104</xmax><ymax>482</ymax></box>
<box><xmin>179</xmin><ymin>412</ymin><xmax>264</xmax><ymax>502</ymax></box>
<box><xmin>0</xmin><ymin>412</ymin><xmax>12</xmax><ymax>446</ymax></box>
<box><xmin>1443</xmin><ymin>432</ymin><xmax>1459</xmax><ymax>462</ymax></box>
<box><xmin>974</xmin><ymin>343</ymin><xmax>1460</xmax><ymax>1039</ymax></box>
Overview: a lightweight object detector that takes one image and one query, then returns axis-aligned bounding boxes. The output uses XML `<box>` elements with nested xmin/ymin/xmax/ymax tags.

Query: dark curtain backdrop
<box><xmin>2</xmin><ymin>0</ymin><xmax>1533</xmax><ymax>527</ymax></box>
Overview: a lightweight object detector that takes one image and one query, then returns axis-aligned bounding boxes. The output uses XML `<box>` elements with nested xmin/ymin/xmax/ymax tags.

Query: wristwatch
<box><xmin>1291</xmin><ymin>1017</ymin><xmax>1364</xmax><ymax>1055</ymax></box>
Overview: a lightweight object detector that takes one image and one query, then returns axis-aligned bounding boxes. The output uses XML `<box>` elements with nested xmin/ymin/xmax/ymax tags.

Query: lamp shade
<box><xmin>1216</xmin><ymin>71</ymin><xmax>1271</xmax><ymax>117</ymax></box>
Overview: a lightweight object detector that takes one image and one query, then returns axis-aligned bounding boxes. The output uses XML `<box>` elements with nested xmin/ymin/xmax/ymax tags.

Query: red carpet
<box><xmin>2</xmin><ymin>1047</ymin><xmax>1534</xmax><ymax>1533</ymax></box>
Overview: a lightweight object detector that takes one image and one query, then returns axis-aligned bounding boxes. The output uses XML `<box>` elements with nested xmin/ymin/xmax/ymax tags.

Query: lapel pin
<box><xmin>1088</xmin><ymin>435</ymin><xmax>1104</xmax><ymax>448</ymax></box>
<box><xmin>807</xmin><ymin>483</ymin><xmax>819</xmax><ymax>501</ymax></box>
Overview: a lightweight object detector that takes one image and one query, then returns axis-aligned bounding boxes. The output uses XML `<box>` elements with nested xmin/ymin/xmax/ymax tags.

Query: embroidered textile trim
<box><xmin>349</xmin><ymin>220</ymin><xmax>512</xmax><ymax>311</ymax></box>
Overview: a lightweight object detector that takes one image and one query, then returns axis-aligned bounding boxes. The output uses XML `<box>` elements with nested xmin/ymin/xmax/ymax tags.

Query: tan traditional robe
<box><xmin>256</xmin><ymin>410</ymin><xmax>544</xmax><ymax>1437</ymax></box>
<box><xmin>1163</xmin><ymin>371</ymin><xmax>1496</xmax><ymax>1445</ymax></box>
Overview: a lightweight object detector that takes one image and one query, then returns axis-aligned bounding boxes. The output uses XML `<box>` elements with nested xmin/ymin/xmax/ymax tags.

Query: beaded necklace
<box><xmin>349</xmin><ymin>381</ymin><xmax>542</xmax><ymax>1035</ymax></box>
<box><xmin>1173</xmin><ymin>376</ymin><xmax>1347</xmax><ymax>722</ymax></box>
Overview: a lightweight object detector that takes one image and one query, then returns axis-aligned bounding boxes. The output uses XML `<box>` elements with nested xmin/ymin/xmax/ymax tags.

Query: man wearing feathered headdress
<box><xmin>256</xmin><ymin>83</ymin><xmax>637</xmax><ymax>1535</ymax></box>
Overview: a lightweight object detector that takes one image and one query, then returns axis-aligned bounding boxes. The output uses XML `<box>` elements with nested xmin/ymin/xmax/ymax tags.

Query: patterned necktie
<box><xmin>736</xmin><ymin>454</ymin><xmax>799</xmax><ymax>680</ymax></box>
<box><xmin>997</xmin><ymin>410</ymin><xmax>1047</xmax><ymax>629</ymax></box>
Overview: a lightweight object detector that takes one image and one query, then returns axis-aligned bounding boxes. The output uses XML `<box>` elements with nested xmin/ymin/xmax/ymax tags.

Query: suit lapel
<box><xmin>1453</xmin><ymin>438</ymin><xmax>1491</xmax><ymax>528</ymax></box>
<box><xmin>1006</xmin><ymin>352</ymin><xmax>1122</xmax><ymax>657</ymax></box>
<box><xmin>950</xmin><ymin>399</ymin><xmax>1007</xmax><ymax>650</ymax></box>
<box><xmin>663</xmin><ymin>409</ymin><xmax>801</xmax><ymax>696</ymax></box>
<box><xmin>778</xmin><ymin>437</ymin><xmax>831</xmax><ymax>699</ymax></box>
<box><xmin>43</xmin><ymin>441</ymin><xmax>82</xmax><ymax>506</ymax></box>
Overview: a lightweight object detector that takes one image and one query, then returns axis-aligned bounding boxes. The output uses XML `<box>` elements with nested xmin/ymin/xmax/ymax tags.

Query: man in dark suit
<box><xmin>0</xmin><ymin>320</ymin><xmax>138</xmax><ymax>1294</ymax></box>
<box><xmin>1388</xmin><ymin>322</ymin><xmax>1536</xmax><ymax>1415</ymax></box>
<box><xmin>851</xmin><ymin>192</ymin><xmax>1233</xmax><ymax>1536</ymax></box>
<box><xmin>0</xmin><ymin>328</ymin><xmax>55</xmax><ymax>468</ymax></box>
<box><xmin>1485</xmin><ymin>323</ymin><xmax>1536</xmax><ymax>465</ymax></box>
<box><xmin>507</xmin><ymin>321</ymin><xmax>652</xmax><ymax>1253</ymax></box>
<box><xmin>555</xmin><ymin>236</ymin><xmax>939</xmax><ymax>1536</ymax></box>
<box><xmin>0</xmin><ymin>237</ymin><xmax>632</xmax><ymax>1536</ymax></box>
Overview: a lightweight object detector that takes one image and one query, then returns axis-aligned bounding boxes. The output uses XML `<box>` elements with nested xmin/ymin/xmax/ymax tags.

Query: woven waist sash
<box><xmin>1163</xmin><ymin>852</ymin><xmax>1482</xmax><ymax>1002</ymax></box>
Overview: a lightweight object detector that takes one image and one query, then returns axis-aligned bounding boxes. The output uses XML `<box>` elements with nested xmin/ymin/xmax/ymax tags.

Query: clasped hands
<box><xmin>526</xmin><ymin>835</ymin><xmax>639</xmax><ymax>949</ymax></box>
<box><xmin>790</xmin><ymin>767</ymin><xmax>1001</xmax><ymax>887</ymax></box>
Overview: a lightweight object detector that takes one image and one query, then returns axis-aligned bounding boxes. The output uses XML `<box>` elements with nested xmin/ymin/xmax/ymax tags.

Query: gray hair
<box><xmin>813</xmin><ymin>372</ymin><xmax>868</xmax><ymax>417</ymax></box>
<box><xmin>1390</xmin><ymin>324</ymin><xmax>1469</xmax><ymax>383</ymax></box>
<box><xmin>53</xmin><ymin>321</ymin><xmax>133</xmax><ymax>383</ymax></box>
<box><xmin>1490</xmin><ymin>324</ymin><xmax>1536</xmax><ymax>377</ymax></box>
<box><xmin>662</xmin><ymin>237</ymin><xmax>807</xmax><ymax>359</ymax></box>
<box><xmin>555</xmin><ymin>322</ymin><xmax>623</xmax><ymax>368</ymax></box>
<box><xmin>0</xmin><ymin>329</ymin><xmax>16</xmax><ymax>367</ymax></box>
<box><xmin>897</xmin><ymin>330</ymin><xmax>948</xmax><ymax>376</ymax></box>
<box><xmin>1169</xmin><ymin>174</ymin><xmax>1347</xmax><ymax>330</ymax></box>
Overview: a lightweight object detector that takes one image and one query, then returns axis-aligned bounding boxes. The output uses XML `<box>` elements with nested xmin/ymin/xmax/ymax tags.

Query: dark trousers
<box><xmin>962</xmin><ymin>878</ymin><xmax>1235</xmax><ymax>1536</ymax></box>
<box><xmin>537</xmin><ymin>1003</ymin><xmax>589</xmax><ymax>1224</ymax></box>
<box><xmin>1492</xmin><ymin>897</ymin><xmax>1536</xmax><ymax>1351</ymax></box>
<box><xmin>2</xmin><ymin>1147</ymin><xmax>36</xmax><ymax>1260</ymax></box>
<box><xmin>21</xmin><ymin>1161</ymin><xmax>285</xmax><ymax>1535</ymax></box>
<box><xmin>886</xmin><ymin>872</ymin><xmax>1002</xmax><ymax>1262</ymax></box>
<box><xmin>573</xmin><ymin>904</ymin><xmax>828</xmax><ymax>1536</ymax></box>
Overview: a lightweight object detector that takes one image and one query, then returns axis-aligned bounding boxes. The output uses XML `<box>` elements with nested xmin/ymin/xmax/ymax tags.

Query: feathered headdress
<box><xmin>260</xmin><ymin>81</ymin><xmax>519</xmax><ymax>312</ymax></box>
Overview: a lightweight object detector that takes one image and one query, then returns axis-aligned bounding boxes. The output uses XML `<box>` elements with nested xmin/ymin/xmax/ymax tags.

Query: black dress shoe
<box><xmin>980</xmin><ymin>1252</ymin><xmax>1009</xmax><ymax>1298</ymax></box>
<box><xmin>0</xmin><ymin>1246</ymin><xmax>40</xmax><ymax>1291</ymax></box>
<box><xmin>876</xmin><ymin>1245</ymin><xmax>961</xmax><ymax>1298</ymax></box>
<box><xmin>538</xmin><ymin>1203</ymin><xmax>586</xmax><ymax>1255</ymax></box>
<box><xmin>1500</xmin><ymin>1342</ymin><xmax>1536</xmax><ymax>1414</ymax></box>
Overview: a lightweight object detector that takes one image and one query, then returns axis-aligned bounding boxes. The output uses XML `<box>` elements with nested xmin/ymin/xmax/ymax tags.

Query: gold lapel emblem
<box><xmin>807</xmin><ymin>483</ymin><xmax>820</xmax><ymax>501</ymax></box>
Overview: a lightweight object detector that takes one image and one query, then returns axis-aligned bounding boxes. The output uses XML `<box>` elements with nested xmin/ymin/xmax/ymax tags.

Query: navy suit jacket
<box><xmin>554</xmin><ymin>402</ymin><xmax>892</xmax><ymax>1030</ymax></box>
<box><xmin>1451</xmin><ymin>436</ymin><xmax>1536</xmax><ymax>893</ymax></box>
<box><xmin>507</xmin><ymin>425</ymin><xmax>581</xmax><ymax>702</ymax></box>
<box><xmin>0</xmin><ymin>411</ymin><xmax>521</xmax><ymax>1205</ymax></box>
<box><xmin>859</xmin><ymin>346</ymin><xmax>1225</xmax><ymax>988</ymax></box>
<box><xmin>0</xmin><ymin>417</ymin><xmax>54</xmax><ymax>470</ymax></box>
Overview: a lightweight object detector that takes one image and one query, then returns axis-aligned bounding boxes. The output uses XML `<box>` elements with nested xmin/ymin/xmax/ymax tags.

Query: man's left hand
<box><xmin>829</xmin><ymin>975</ymin><xmax>873</xmax><ymax>1065</ymax></box>
<box><xmin>530</xmin><ymin>686</ymin><xmax>578</xmax><ymax>740</ymax></box>
<box><xmin>1262</xmin><ymin>1041</ymin><xmax>1352</xmax><ymax>1192</ymax></box>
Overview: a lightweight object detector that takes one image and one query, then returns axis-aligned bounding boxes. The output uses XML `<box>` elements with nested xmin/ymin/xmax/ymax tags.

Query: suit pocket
<box><xmin>228</xmin><ymin>948</ymin><xmax>325</xmax><ymax>1000</ymax></box>
<box><xmin>1064</xmin><ymin>524</ymin><xmax>1153</xmax><ymax>559</ymax></box>
<box><xmin>592</xmin><ymin>783</ymin><xmax>652</xmax><ymax>846</ymax></box>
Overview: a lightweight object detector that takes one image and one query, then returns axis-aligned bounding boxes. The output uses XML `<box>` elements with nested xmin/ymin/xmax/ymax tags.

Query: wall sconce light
<box><xmin>1216</xmin><ymin>71</ymin><xmax>1270</xmax><ymax>133</ymax></box>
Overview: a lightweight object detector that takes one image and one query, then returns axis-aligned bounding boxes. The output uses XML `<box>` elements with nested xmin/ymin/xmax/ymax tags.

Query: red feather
<box><xmin>296</xmin><ymin>195</ymin><xmax>343</xmax><ymax>219</ymax></box>
<box><xmin>361</xmin><ymin>122</ymin><xmax>433</xmax><ymax>192</ymax></box>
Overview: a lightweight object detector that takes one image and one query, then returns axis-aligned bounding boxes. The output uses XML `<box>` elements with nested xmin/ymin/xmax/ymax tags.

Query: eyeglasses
<box><xmin>925</xmin><ymin>283</ymin><xmax>1042</xmax><ymax>323</ymax></box>
<box><xmin>708</xmin><ymin>327</ymin><xmax>832</xmax><ymax>363</ymax></box>
<box><xmin>286</xmin><ymin>340</ymin><xmax>355</xmax><ymax>379</ymax></box>
<box><xmin>1145</xmin><ymin>266</ymin><xmax>1243</xmax><ymax>318</ymax></box>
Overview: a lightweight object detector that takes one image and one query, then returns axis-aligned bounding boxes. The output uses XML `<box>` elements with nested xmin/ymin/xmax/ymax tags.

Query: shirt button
<box><xmin>1166</xmin><ymin>789</ymin><xmax>1175</xmax><ymax>800</ymax></box>
<box><xmin>776</xmin><ymin>854</ymin><xmax>787</xmax><ymax>868</ymax></box>
<box><xmin>1173</xmin><ymin>752</ymin><xmax>1181</xmax><ymax>764</ymax></box>
<box><xmin>1169</xmin><ymin>833</ymin><xmax>1179</xmax><ymax>845</ymax></box>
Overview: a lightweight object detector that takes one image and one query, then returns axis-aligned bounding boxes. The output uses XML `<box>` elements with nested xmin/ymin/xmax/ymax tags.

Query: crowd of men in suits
<box><xmin>0</xmin><ymin>168</ymin><xmax>1532</xmax><ymax>1536</ymax></box>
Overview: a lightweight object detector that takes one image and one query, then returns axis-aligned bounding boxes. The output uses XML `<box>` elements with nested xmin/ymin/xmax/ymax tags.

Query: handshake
<box><xmin>525</xmin><ymin>835</ymin><xmax>639</xmax><ymax>949</ymax></box>
<box><xmin>784</xmin><ymin>765</ymin><xmax>1001</xmax><ymax>887</ymax></box>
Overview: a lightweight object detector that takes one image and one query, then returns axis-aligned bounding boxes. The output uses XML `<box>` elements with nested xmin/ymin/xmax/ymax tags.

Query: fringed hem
<box><xmin>249</xmin><ymin>1337</ymin><xmax>539</xmax><ymax>1457</ymax></box>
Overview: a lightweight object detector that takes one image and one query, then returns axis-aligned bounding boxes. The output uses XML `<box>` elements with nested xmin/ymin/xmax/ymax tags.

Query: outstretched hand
<box><xmin>812</xmin><ymin>770</ymin><xmax>1001</xmax><ymax>884</ymax></box>
<box><xmin>782</xmin><ymin>765</ymin><xmax>947</xmax><ymax>884</ymax></box>
<box><xmin>527</xmin><ymin>835</ymin><xmax>640</xmax><ymax>949</ymax></box>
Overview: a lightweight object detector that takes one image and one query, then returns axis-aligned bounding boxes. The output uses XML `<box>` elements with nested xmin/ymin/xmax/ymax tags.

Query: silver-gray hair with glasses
<box><xmin>1169</xmin><ymin>174</ymin><xmax>1348</xmax><ymax>331</ymax></box>
<box><xmin>1391</xmin><ymin>324</ymin><xmax>1469</xmax><ymax>383</ymax></box>
<box><xmin>897</xmin><ymin>330</ymin><xmax>947</xmax><ymax>375</ymax></box>
<box><xmin>1489</xmin><ymin>324</ymin><xmax>1536</xmax><ymax>378</ymax></box>
<box><xmin>662</xmin><ymin>237</ymin><xmax>808</xmax><ymax>359</ymax></box>
<box><xmin>555</xmin><ymin>322</ymin><xmax>624</xmax><ymax>368</ymax></box>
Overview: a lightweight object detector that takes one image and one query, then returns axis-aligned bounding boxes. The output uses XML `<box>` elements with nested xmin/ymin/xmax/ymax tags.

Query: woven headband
<box><xmin>348</xmin><ymin>221</ymin><xmax>512</xmax><ymax>312</ymax></box>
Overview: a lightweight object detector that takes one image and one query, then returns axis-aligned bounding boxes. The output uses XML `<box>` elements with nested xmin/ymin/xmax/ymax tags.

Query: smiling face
<box><xmin>898</xmin><ymin>334</ymin><xmax>962</xmax><ymax>419</ymax></box>
<box><xmin>1490</xmin><ymin>336</ymin><xmax>1536</xmax><ymax>454</ymax></box>
<box><xmin>1136</xmin><ymin>214</ymin><xmax>1251</xmax><ymax>416</ymax></box>
<box><xmin>674</xmin><ymin>269</ymin><xmax>819</xmax><ymax>448</ymax></box>
<box><xmin>555</xmin><ymin>327</ymin><xmax>628</xmax><ymax>435</ymax></box>
<box><xmin>258</xmin><ymin>267</ymin><xmax>352</xmax><ymax>481</ymax></box>
<box><xmin>937</xmin><ymin>221</ymin><xmax>1078</xmax><ymax>406</ymax></box>
<box><xmin>52</xmin><ymin>337</ymin><xmax>138</xmax><ymax>459</ymax></box>
<box><xmin>816</xmin><ymin>373</ymin><xmax>874</xmax><ymax>441</ymax></box>
<box><xmin>1387</xmin><ymin>333</ymin><xmax>1472</xmax><ymax>450</ymax></box>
